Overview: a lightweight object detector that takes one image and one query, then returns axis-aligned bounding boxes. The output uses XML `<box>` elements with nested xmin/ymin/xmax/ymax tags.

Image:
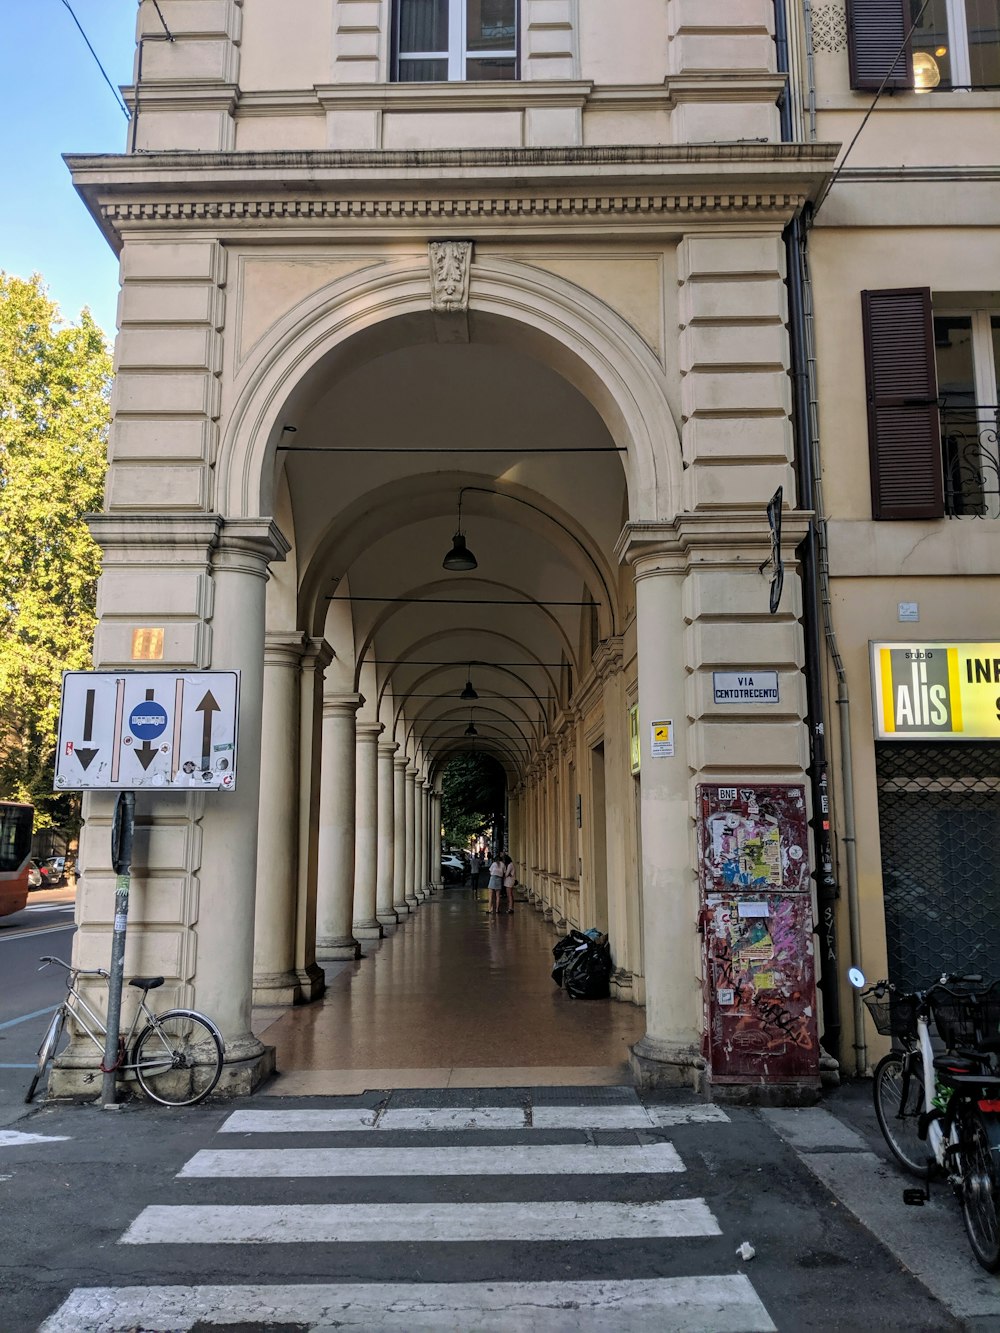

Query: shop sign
<box><xmin>871</xmin><ymin>641</ymin><xmax>1000</xmax><ymax>741</ymax></box>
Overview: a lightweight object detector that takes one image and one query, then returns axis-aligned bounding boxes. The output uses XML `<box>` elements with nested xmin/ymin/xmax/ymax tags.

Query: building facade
<box><xmin>56</xmin><ymin>0</ymin><xmax>998</xmax><ymax>1101</ymax></box>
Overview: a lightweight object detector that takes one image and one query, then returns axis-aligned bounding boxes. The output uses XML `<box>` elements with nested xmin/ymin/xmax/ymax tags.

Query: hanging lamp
<box><xmin>442</xmin><ymin>490</ymin><xmax>477</xmax><ymax>571</ymax></box>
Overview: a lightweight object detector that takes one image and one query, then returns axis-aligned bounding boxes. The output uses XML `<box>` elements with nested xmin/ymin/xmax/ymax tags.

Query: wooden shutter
<box><xmin>861</xmin><ymin>288</ymin><xmax>944</xmax><ymax>520</ymax></box>
<box><xmin>846</xmin><ymin>0</ymin><xmax>913</xmax><ymax>90</ymax></box>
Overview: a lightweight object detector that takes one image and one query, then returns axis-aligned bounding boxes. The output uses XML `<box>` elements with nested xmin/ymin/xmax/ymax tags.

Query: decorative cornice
<box><xmin>593</xmin><ymin>635</ymin><xmax>625</xmax><ymax>683</ymax></box>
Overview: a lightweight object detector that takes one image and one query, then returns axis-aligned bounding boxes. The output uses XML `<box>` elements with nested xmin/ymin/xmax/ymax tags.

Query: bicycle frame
<box><xmin>44</xmin><ymin>961</ymin><xmax>183</xmax><ymax>1077</ymax></box>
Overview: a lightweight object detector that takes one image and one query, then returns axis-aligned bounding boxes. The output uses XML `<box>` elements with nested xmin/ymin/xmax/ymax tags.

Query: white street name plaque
<box><xmin>55</xmin><ymin>671</ymin><xmax>240</xmax><ymax>791</ymax></box>
<box><xmin>712</xmin><ymin>671</ymin><xmax>779</xmax><ymax>705</ymax></box>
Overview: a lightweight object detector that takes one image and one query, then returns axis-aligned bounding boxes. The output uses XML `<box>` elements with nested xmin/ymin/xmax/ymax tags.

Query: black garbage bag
<box><xmin>551</xmin><ymin>930</ymin><xmax>590</xmax><ymax>988</ymax></box>
<box><xmin>563</xmin><ymin>932</ymin><xmax>612</xmax><ymax>1000</ymax></box>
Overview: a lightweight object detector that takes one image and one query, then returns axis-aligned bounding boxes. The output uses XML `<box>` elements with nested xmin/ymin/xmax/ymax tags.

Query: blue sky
<box><xmin>1</xmin><ymin>2</ymin><xmax>136</xmax><ymax>339</ymax></box>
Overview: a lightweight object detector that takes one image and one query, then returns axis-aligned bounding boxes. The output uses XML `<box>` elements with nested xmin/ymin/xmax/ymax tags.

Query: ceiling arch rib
<box><xmin>385</xmin><ymin>662</ymin><xmax>552</xmax><ymax>732</ymax></box>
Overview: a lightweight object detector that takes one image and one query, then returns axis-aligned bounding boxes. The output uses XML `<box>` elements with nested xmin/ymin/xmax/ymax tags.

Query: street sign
<box><xmin>54</xmin><ymin>671</ymin><xmax>240</xmax><ymax>791</ymax></box>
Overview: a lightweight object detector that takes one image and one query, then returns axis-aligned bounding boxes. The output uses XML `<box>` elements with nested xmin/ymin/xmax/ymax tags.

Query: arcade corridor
<box><xmin>253</xmin><ymin>885</ymin><xmax>645</xmax><ymax>1095</ymax></box>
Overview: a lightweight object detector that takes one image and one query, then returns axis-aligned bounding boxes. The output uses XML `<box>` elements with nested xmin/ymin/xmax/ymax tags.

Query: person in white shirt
<box><xmin>487</xmin><ymin>855</ymin><xmax>504</xmax><ymax>915</ymax></box>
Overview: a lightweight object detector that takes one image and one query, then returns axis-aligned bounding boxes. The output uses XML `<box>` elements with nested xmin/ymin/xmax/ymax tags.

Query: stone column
<box><xmin>595</xmin><ymin>636</ymin><xmax>640</xmax><ymax>1004</ymax></box>
<box><xmin>392</xmin><ymin>755</ymin><xmax>410</xmax><ymax>916</ymax></box>
<box><xmin>253</xmin><ymin>631</ymin><xmax>306</xmax><ymax>1006</ymax></box>
<box><xmin>430</xmin><ymin>790</ymin><xmax>442</xmax><ymax>891</ymax></box>
<box><xmin>418</xmin><ymin>780</ymin><xmax>432</xmax><ymax>896</ymax></box>
<box><xmin>352</xmin><ymin>722</ymin><xmax>384</xmax><ymax>940</ymax></box>
<box><xmin>295</xmin><ymin>638</ymin><xmax>331</xmax><ymax>1001</ymax></box>
<box><xmin>316</xmin><ymin>694</ymin><xmax>363</xmax><ymax>959</ymax></box>
<box><xmin>376</xmin><ymin>740</ymin><xmax>399</xmax><ymax>928</ymax></box>
<box><xmin>629</xmin><ymin>549</ymin><xmax>700</xmax><ymax>1087</ymax></box>
<box><xmin>404</xmin><ymin>764</ymin><xmax>419</xmax><ymax>909</ymax></box>
<box><xmin>196</xmin><ymin>518</ymin><xmax>289</xmax><ymax>1087</ymax></box>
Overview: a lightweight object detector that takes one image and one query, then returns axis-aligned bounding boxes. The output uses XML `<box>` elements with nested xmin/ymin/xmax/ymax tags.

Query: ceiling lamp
<box><xmin>912</xmin><ymin>50</ymin><xmax>941</xmax><ymax>91</ymax></box>
<box><xmin>442</xmin><ymin>490</ymin><xmax>477</xmax><ymax>571</ymax></box>
<box><xmin>460</xmin><ymin>667</ymin><xmax>478</xmax><ymax>701</ymax></box>
<box><xmin>465</xmin><ymin>721</ymin><xmax>478</xmax><ymax>736</ymax></box>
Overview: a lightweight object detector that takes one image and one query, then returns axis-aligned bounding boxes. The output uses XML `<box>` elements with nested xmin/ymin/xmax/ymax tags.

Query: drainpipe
<box><xmin>775</xmin><ymin>0</ymin><xmax>867</xmax><ymax>1076</ymax></box>
<box><xmin>774</xmin><ymin>0</ymin><xmax>842</xmax><ymax>1071</ymax></box>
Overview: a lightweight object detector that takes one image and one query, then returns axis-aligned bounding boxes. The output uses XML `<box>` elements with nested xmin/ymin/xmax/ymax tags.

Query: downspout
<box><xmin>775</xmin><ymin>0</ymin><xmax>867</xmax><ymax>1075</ymax></box>
<box><xmin>774</xmin><ymin>0</ymin><xmax>845</xmax><ymax>1074</ymax></box>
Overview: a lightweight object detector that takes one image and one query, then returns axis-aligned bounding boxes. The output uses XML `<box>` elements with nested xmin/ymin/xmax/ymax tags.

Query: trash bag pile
<box><xmin>551</xmin><ymin>928</ymin><xmax>612</xmax><ymax>999</ymax></box>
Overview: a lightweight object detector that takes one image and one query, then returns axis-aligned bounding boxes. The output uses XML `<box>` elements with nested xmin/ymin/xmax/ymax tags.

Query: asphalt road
<box><xmin>0</xmin><ymin>887</ymin><xmax>76</xmax><ymax>1125</ymax></box>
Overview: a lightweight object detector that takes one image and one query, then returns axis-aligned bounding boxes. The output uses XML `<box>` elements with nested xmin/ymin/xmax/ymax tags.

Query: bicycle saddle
<box><xmin>128</xmin><ymin>976</ymin><xmax>165</xmax><ymax>990</ymax></box>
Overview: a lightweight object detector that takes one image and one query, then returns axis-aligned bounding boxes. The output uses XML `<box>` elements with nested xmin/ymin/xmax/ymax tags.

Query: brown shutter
<box><xmin>861</xmin><ymin>288</ymin><xmax>944</xmax><ymax>520</ymax></box>
<box><xmin>846</xmin><ymin>0</ymin><xmax>913</xmax><ymax>90</ymax></box>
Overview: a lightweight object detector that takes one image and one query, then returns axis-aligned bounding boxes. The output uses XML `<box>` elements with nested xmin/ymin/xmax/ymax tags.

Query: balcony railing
<box><xmin>941</xmin><ymin>405</ymin><xmax>1000</xmax><ymax>519</ymax></box>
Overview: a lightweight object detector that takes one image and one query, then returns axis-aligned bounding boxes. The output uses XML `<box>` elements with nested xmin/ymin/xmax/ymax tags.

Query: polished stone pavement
<box><xmin>253</xmin><ymin>886</ymin><xmax>645</xmax><ymax>1094</ymax></box>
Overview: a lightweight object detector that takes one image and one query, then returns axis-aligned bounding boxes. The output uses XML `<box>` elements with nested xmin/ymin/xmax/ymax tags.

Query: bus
<box><xmin>0</xmin><ymin>802</ymin><xmax>34</xmax><ymax>919</ymax></box>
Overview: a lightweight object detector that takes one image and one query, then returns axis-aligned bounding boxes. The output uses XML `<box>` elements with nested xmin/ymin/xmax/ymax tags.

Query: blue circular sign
<box><xmin>129</xmin><ymin>700</ymin><xmax>168</xmax><ymax>741</ymax></box>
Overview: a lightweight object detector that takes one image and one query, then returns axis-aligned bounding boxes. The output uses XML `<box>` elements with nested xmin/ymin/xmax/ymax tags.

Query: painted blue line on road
<box><xmin>0</xmin><ymin>1006</ymin><xmax>57</xmax><ymax>1031</ymax></box>
<box><xmin>0</xmin><ymin>1063</ymin><xmax>37</xmax><ymax>1069</ymax></box>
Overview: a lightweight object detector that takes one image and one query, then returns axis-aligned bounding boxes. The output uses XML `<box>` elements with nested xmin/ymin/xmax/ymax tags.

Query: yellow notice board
<box><xmin>629</xmin><ymin>704</ymin><xmax>640</xmax><ymax>774</ymax></box>
<box><xmin>871</xmin><ymin>642</ymin><xmax>1000</xmax><ymax>740</ymax></box>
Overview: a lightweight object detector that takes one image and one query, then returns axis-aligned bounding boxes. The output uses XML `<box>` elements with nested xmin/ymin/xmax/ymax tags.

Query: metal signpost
<box><xmin>55</xmin><ymin>671</ymin><xmax>240</xmax><ymax>1106</ymax></box>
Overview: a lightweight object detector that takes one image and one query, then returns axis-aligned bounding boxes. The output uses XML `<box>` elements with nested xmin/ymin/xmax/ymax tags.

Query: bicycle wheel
<box><xmin>25</xmin><ymin>1009</ymin><xmax>65</xmax><ymax>1104</ymax></box>
<box><xmin>873</xmin><ymin>1050</ymin><xmax>931</xmax><ymax>1178</ymax></box>
<box><xmin>960</xmin><ymin>1109</ymin><xmax>1000</xmax><ymax>1272</ymax></box>
<box><xmin>132</xmin><ymin>1010</ymin><xmax>223</xmax><ymax>1107</ymax></box>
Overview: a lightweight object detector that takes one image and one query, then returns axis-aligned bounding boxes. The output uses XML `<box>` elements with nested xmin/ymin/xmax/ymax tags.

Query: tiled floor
<box><xmin>253</xmin><ymin>887</ymin><xmax>646</xmax><ymax>1094</ymax></box>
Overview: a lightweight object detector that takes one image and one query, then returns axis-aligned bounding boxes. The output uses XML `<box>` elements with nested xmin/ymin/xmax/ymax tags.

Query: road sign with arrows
<box><xmin>54</xmin><ymin>672</ymin><xmax>240</xmax><ymax>791</ymax></box>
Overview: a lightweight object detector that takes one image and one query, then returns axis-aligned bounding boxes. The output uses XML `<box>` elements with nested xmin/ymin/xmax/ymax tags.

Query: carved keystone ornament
<box><xmin>429</xmin><ymin>240</ymin><xmax>473</xmax><ymax>313</ymax></box>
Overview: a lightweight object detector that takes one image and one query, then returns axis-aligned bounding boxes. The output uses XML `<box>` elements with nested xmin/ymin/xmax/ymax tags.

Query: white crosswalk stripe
<box><xmin>45</xmin><ymin>1093</ymin><xmax>771</xmax><ymax>1333</ymax></box>
<box><xmin>179</xmin><ymin>1141</ymin><xmax>685</xmax><ymax>1177</ymax></box>
<box><xmin>40</xmin><ymin>1276</ymin><xmax>776</xmax><ymax>1332</ymax></box>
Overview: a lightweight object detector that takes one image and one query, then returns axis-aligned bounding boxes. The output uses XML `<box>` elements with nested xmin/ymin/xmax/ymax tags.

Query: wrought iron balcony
<box><xmin>941</xmin><ymin>405</ymin><xmax>1000</xmax><ymax>518</ymax></box>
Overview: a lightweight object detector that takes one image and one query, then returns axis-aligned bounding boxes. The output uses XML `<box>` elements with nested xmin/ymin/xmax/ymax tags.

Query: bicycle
<box><xmin>851</xmin><ymin>968</ymin><xmax>1000</xmax><ymax>1271</ymax></box>
<box><xmin>25</xmin><ymin>956</ymin><xmax>225</xmax><ymax>1108</ymax></box>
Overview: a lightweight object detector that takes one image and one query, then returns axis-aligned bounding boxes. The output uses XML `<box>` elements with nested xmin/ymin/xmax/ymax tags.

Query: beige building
<box><xmin>55</xmin><ymin>0</ymin><xmax>998</xmax><ymax>1102</ymax></box>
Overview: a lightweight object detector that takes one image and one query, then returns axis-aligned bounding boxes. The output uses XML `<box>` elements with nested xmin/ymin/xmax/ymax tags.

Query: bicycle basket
<box><xmin>863</xmin><ymin>992</ymin><xmax>918</xmax><ymax>1040</ymax></box>
<box><xmin>930</xmin><ymin>982</ymin><xmax>1000</xmax><ymax>1050</ymax></box>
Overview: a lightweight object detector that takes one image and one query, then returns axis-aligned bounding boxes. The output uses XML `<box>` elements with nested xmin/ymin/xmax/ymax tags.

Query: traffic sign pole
<box><xmin>101</xmin><ymin>790</ymin><xmax>135</xmax><ymax>1108</ymax></box>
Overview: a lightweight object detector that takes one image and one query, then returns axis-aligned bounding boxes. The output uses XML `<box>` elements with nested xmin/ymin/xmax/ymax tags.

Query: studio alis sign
<box><xmin>871</xmin><ymin>642</ymin><xmax>1000</xmax><ymax>741</ymax></box>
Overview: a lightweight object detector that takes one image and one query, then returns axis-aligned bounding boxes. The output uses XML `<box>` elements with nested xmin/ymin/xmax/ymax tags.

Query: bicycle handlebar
<box><xmin>37</xmin><ymin>956</ymin><xmax>109</xmax><ymax>979</ymax></box>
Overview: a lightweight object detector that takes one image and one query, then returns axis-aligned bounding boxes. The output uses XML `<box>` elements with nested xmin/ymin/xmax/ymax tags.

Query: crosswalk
<box><xmin>41</xmin><ymin>1090</ymin><xmax>776</xmax><ymax>1333</ymax></box>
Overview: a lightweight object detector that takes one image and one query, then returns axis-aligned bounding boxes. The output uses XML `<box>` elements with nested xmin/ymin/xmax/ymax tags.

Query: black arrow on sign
<box><xmin>135</xmin><ymin>742</ymin><xmax>158</xmax><ymax>771</ymax></box>
<box><xmin>196</xmin><ymin>691</ymin><xmax>221</xmax><ymax>769</ymax></box>
<box><xmin>76</xmin><ymin>687</ymin><xmax>99</xmax><ymax>769</ymax></box>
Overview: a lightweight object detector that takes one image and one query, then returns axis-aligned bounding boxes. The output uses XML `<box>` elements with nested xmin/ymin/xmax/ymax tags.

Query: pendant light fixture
<box><xmin>442</xmin><ymin>489</ymin><xmax>477</xmax><ymax>571</ymax></box>
<box><xmin>464</xmin><ymin>709</ymin><xmax>478</xmax><ymax>737</ymax></box>
<box><xmin>460</xmin><ymin>666</ymin><xmax>478</xmax><ymax>701</ymax></box>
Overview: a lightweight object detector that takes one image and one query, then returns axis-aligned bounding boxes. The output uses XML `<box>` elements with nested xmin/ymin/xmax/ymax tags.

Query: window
<box><xmin>846</xmin><ymin>0</ymin><xmax>1000</xmax><ymax>90</ymax></box>
<box><xmin>861</xmin><ymin>288</ymin><xmax>1000</xmax><ymax>519</ymax></box>
<box><xmin>393</xmin><ymin>0</ymin><xmax>518</xmax><ymax>82</ymax></box>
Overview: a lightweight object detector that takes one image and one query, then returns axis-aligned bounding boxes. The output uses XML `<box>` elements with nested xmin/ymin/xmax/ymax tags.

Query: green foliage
<box><xmin>440</xmin><ymin>751</ymin><xmax>505</xmax><ymax>848</ymax></box>
<box><xmin>0</xmin><ymin>274</ymin><xmax>111</xmax><ymax>827</ymax></box>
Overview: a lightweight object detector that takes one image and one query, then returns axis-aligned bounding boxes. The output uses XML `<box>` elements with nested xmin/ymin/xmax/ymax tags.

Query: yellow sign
<box><xmin>628</xmin><ymin>704</ymin><xmax>640</xmax><ymax>774</ymax></box>
<box><xmin>131</xmin><ymin>628</ymin><xmax>165</xmax><ymax>661</ymax></box>
<box><xmin>871</xmin><ymin>641</ymin><xmax>1000</xmax><ymax>740</ymax></box>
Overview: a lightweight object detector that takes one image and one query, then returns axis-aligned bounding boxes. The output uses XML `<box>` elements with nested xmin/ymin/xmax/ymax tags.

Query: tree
<box><xmin>0</xmin><ymin>274</ymin><xmax>111</xmax><ymax>827</ymax></box>
<box><xmin>440</xmin><ymin>751</ymin><xmax>506</xmax><ymax>848</ymax></box>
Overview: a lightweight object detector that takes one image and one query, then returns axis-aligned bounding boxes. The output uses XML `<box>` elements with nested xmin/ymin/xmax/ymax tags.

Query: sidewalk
<box><xmin>253</xmin><ymin>885</ymin><xmax>645</xmax><ymax>1095</ymax></box>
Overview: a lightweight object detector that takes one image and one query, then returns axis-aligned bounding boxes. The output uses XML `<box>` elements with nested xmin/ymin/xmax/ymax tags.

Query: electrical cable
<box><xmin>58</xmin><ymin>0</ymin><xmax>130</xmax><ymax>118</ymax></box>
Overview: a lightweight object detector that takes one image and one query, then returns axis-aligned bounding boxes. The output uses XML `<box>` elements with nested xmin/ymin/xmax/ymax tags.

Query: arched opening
<box><xmin>244</xmin><ymin>291</ymin><xmax>654</xmax><ymax>1087</ymax></box>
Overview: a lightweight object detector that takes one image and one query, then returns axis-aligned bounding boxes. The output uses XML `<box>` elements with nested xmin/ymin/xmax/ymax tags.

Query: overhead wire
<box><xmin>58</xmin><ymin>0</ymin><xmax>130</xmax><ymax>118</ymax></box>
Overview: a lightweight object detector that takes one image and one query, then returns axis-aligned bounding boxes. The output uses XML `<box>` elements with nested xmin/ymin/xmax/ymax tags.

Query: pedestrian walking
<box><xmin>487</xmin><ymin>854</ymin><xmax>505</xmax><ymax>915</ymax></box>
<box><xmin>502</xmin><ymin>853</ymin><xmax>517</xmax><ymax>914</ymax></box>
<box><xmin>470</xmin><ymin>852</ymin><xmax>481</xmax><ymax>890</ymax></box>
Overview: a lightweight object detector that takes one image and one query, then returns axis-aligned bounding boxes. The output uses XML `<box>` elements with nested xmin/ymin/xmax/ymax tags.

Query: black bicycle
<box><xmin>852</xmin><ymin>969</ymin><xmax>1000</xmax><ymax>1271</ymax></box>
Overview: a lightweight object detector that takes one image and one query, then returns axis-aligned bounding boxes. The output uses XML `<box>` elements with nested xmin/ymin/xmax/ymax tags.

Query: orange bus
<box><xmin>0</xmin><ymin>802</ymin><xmax>34</xmax><ymax>918</ymax></box>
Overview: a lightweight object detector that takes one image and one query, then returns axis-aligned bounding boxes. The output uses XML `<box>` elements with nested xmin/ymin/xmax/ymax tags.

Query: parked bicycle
<box><xmin>25</xmin><ymin>956</ymin><xmax>224</xmax><ymax>1108</ymax></box>
<box><xmin>851</xmin><ymin>968</ymin><xmax>1000</xmax><ymax>1271</ymax></box>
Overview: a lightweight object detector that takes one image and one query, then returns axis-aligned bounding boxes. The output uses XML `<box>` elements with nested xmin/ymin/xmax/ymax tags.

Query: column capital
<box><xmin>86</xmin><ymin>513</ymin><xmax>223</xmax><ymax>566</ymax></box>
<box><xmin>214</xmin><ymin>518</ymin><xmax>291</xmax><ymax>577</ymax></box>
<box><xmin>357</xmin><ymin>722</ymin><xmax>385</xmax><ymax>743</ymax></box>
<box><xmin>379</xmin><ymin>740</ymin><xmax>400</xmax><ymax>758</ymax></box>
<box><xmin>323</xmin><ymin>692</ymin><xmax>364</xmax><ymax>719</ymax></box>
<box><xmin>393</xmin><ymin>754</ymin><xmax>409</xmax><ymax>772</ymax></box>
<box><xmin>617</xmin><ymin>512</ymin><xmax>810</xmax><ymax>575</ymax></box>
<box><xmin>264</xmin><ymin>631</ymin><xmax>307</xmax><ymax>668</ymax></box>
<box><xmin>405</xmin><ymin>764</ymin><xmax>419</xmax><ymax>781</ymax></box>
<box><xmin>301</xmin><ymin>637</ymin><xmax>335</xmax><ymax>674</ymax></box>
<box><xmin>593</xmin><ymin>635</ymin><xmax>624</xmax><ymax>682</ymax></box>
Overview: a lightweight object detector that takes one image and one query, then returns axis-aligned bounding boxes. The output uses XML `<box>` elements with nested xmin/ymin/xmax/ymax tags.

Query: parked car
<box><xmin>440</xmin><ymin>854</ymin><xmax>467</xmax><ymax>884</ymax></box>
<box><xmin>44</xmin><ymin>856</ymin><xmax>67</xmax><ymax>886</ymax></box>
<box><xmin>27</xmin><ymin>860</ymin><xmax>43</xmax><ymax>890</ymax></box>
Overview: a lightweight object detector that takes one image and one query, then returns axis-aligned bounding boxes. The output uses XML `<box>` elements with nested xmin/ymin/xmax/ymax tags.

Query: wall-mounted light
<box><xmin>442</xmin><ymin>490</ymin><xmax>478</xmax><ymax>571</ymax></box>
